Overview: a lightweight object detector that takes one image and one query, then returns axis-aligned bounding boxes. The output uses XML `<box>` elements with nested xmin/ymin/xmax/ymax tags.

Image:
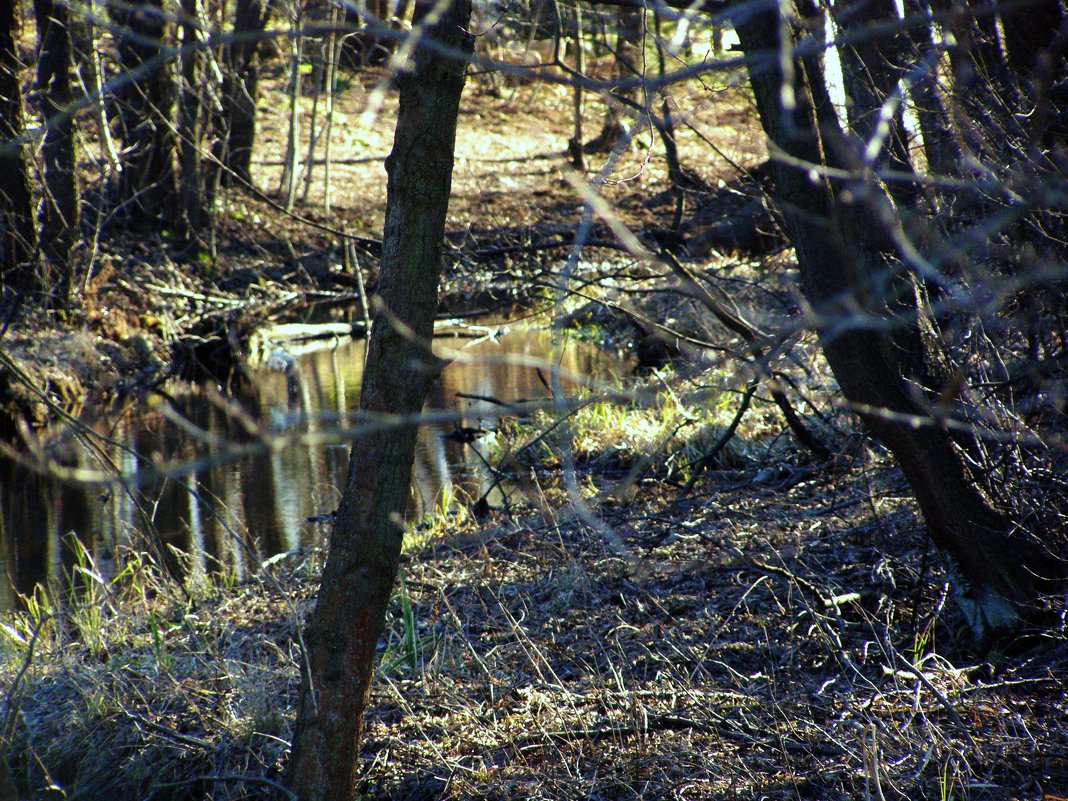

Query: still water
<box><xmin>0</xmin><ymin>327</ymin><xmax>627</xmax><ymax>611</ymax></box>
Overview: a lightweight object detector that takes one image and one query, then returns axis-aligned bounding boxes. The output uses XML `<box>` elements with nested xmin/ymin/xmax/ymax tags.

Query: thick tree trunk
<box><xmin>901</xmin><ymin>0</ymin><xmax>959</xmax><ymax>176</ymax></box>
<box><xmin>997</xmin><ymin>0</ymin><xmax>1067</xmax><ymax>147</ymax></box>
<box><xmin>831</xmin><ymin>0</ymin><xmax>913</xmax><ymax>176</ymax></box>
<box><xmin>734</xmin><ymin>5</ymin><xmax>1063</xmax><ymax>640</ymax></box>
<box><xmin>111</xmin><ymin>0</ymin><xmax>177</xmax><ymax>225</ymax></box>
<box><xmin>34</xmin><ymin>0</ymin><xmax>79</xmax><ymax>307</ymax></box>
<box><xmin>0</xmin><ymin>0</ymin><xmax>36</xmax><ymax>292</ymax></box>
<box><xmin>222</xmin><ymin>0</ymin><xmax>270</xmax><ymax>187</ymax></box>
<box><xmin>286</xmin><ymin>1</ymin><xmax>473</xmax><ymax>798</ymax></box>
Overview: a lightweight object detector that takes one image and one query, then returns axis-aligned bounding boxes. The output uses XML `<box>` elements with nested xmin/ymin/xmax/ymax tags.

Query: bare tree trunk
<box><xmin>901</xmin><ymin>0</ymin><xmax>958</xmax><ymax>176</ymax></box>
<box><xmin>734</xmin><ymin>4</ymin><xmax>1064</xmax><ymax>640</ymax></box>
<box><xmin>222</xmin><ymin>0</ymin><xmax>270</xmax><ymax>187</ymax></box>
<box><xmin>178</xmin><ymin>0</ymin><xmax>211</xmax><ymax>248</ymax></box>
<box><xmin>0</xmin><ymin>0</ymin><xmax>37</xmax><ymax>293</ymax></box>
<box><xmin>34</xmin><ymin>0</ymin><xmax>79</xmax><ymax>307</ymax></box>
<box><xmin>286</xmin><ymin>0</ymin><xmax>473</xmax><ymax>797</ymax></box>
<box><xmin>280</xmin><ymin>2</ymin><xmax>303</xmax><ymax>212</ymax></box>
<box><xmin>322</xmin><ymin>3</ymin><xmax>341</xmax><ymax>213</ymax></box>
<box><xmin>111</xmin><ymin>0</ymin><xmax>178</xmax><ymax>225</ymax></box>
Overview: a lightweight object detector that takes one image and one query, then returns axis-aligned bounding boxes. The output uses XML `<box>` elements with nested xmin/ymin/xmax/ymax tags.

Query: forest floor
<box><xmin>2</xmin><ymin>59</ymin><xmax>1068</xmax><ymax>801</ymax></box>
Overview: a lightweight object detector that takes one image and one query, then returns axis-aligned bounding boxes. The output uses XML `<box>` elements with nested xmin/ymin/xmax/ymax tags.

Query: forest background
<box><xmin>0</xmin><ymin>0</ymin><xmax>1067</xmax><ymax>798</ymax></box>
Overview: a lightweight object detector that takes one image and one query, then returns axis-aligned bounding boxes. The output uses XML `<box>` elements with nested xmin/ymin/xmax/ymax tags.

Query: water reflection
<box><xmin>0</xmin><ymin>328</ymin><xmax>626</xmax><ymax>610</ymax></box>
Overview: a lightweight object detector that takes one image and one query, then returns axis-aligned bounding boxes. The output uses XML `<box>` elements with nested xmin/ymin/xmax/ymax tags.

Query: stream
<box><xmin>0</xmin><ymin>325</ymin><xmax>629</xmax><ymax>611</ymax></box>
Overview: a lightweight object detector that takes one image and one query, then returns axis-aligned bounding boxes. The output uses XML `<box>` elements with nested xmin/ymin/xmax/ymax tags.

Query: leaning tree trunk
<box><xmin>734</xmin><ymin>5</ymin><xmax>1063</xmax><ymax>640</ymax></box>
<box><xmin>34</xmin><ymin>0</ymin><xmax>79</xmax><ymax>307</ymax></box>
<box><xmin>286</xmin><ymin>0</ymin><xmax>473</xmax><ymax>798</ymax></box>
<box><xmin>0</xmin><ymin>0</ymin><xmax>37</xmax><ymax>292</ymax></box>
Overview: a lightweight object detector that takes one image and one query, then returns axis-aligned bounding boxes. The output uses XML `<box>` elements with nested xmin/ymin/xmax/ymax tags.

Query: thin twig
<box><xmin>894</xmin><ymin>653</ymin><xmax>980</xmax><ymax>752</ymax></box>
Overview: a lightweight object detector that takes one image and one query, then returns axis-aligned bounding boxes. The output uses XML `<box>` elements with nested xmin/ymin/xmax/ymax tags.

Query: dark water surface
<box><xmin>0</xmin><ymin>327</ymin><xmax>627</xmax><ymax>610</ymax></box>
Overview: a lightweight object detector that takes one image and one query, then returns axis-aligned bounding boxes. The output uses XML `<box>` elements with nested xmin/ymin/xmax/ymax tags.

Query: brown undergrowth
<box><xmin>3</xmin><ymin>455</ymin><xmax>1066</xmax><ymax>800</ymax></box>
<box><xmin>2</xmin><ymin>50</ymin><xmax>1066</xmax><ymax>801</ymax></box>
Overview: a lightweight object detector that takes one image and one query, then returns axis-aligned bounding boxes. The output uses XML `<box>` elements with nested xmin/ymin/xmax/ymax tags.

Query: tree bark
<box><xmin>831</xmin><ymin>0</ymin><xmax>913</xmax><ymax>177</ymax></box>
<box><xmin>901</xmin><ymin>0</ymin><xmax>959</xmax><ymax>176</ymax></box>
<box><xmin>286</xmin><ymin>1</ymin><xmax>473</xmax><ymax>797</ymax></box>
<box><xmin>222</xmin><ymin>0</ymin><xmax>270</xmax><ymax>187</ymax></box>
<box><xmin>110</xmin><ymin>0</ymin><xmax>178</xmax><ymax>225</ymax></box>
<box><xmin>177</xmin><ymin>0</ymin><xmax>213</xmax><ymax>248</ymax></box>
<box><xmin>734</xmin><ymin>4</ymin><xmax>1063</xmax><ymax>640</ymax></box>
<box><xmin>0</xmin><ymin>0</ymin><xmax>37</xmax><ymax>292</ymax></box>
<box><xmin>34</xmin><ymin>0</ymin><xmax>79</xmax><ymax>307</ymax></box>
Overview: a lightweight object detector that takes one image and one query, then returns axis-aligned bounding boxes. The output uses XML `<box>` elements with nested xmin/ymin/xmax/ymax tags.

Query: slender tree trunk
<box><xmin>734</xmin><ymin>4</ymin><xmax>1063</xmax><ymax>640</ymax></box>
<box><xmin>178</xmin><ymin>0</ymin><xmax>210</xmax><ymax>247</ymax></box>
<box><xmin>287</xmin><ymin>0</ymin><xmax>473</xmax><ymax>797</ymax></box>
<box><xmin>0</xmin><ymin>0</ymin><xmax>37</xmax><ymax>292</ymax></box>
<box><xmin>280</xmin><ymin>3</ymin><xmax>302</xmax><ymax>212</ymax></box>
<box><xmin>34</xmin><ymin>0</ymin><xmax>79</xmax><ymax>307</ymax></box>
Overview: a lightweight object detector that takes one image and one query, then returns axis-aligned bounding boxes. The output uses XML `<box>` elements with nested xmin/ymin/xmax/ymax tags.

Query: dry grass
<box><xmin>2</xmin><ymin>34</ymin><xmax>1066</xmax><ymax>801</ymax></box>
<box><xmin>3</xmin><ymin>454</ymin><xmax>1066</xmax><ymax>800</ymax></box>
